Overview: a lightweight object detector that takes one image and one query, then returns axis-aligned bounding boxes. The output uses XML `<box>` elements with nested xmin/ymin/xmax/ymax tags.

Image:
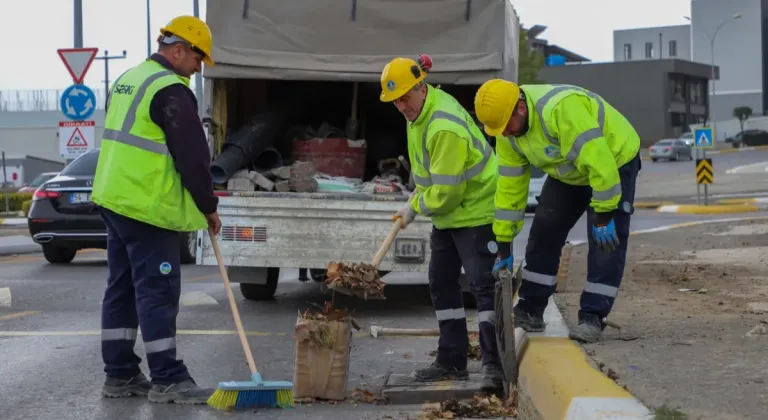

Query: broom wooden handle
<box><xmin>371</xmin><ymin>219</ymin><xmax>403</xmax><ymax>268</ymax></box>
<box><xmin>209</xmin><ymin>228</ymin><xmax>259</xmax><ymax>375</ymax></box>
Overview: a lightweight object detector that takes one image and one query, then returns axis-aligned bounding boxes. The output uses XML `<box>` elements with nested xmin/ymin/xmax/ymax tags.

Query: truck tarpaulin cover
<box><xmin>204</xmin><ymin>0</ymin><xmax>519</xmax><ymax>84</ymax></box>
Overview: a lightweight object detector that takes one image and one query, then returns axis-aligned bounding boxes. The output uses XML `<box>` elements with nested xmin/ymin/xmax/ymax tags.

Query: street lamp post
<box><xmin>685</xmin><ymin>13</ymin><xmax>741</xmax><ymax>205</ymax></box>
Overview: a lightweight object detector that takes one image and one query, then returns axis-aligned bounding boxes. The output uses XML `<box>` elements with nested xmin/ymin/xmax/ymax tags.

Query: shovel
<box><xmin>324</xmin><ymin>219</ymin><xmax>404</xmax><ymax>300</ymax></box>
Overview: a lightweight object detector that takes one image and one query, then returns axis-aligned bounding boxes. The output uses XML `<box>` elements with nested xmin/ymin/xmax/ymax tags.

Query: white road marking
<box><xmin>726</xmin><ymin>161</ymin><xmax>768</xmax><ymax>174</ymax></box>
<box><xmin>180</xmin><ymin>291</ymin><xmax>218</xmax><ymax>306</ymax></box>
<box><xmin>0</xmin><ymin>287</ymin><xmax>10</xmax><ymax>308</ymax></box>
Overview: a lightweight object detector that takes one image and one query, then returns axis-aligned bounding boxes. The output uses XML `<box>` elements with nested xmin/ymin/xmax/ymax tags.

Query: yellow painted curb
<box><xmin>0</xmin><ymin>219</ymin><xmax>4</xmax><ymax>224</ymax></box>
<box><xmin>656</xmin><ymin>204</ymin><xmax>760</xmax><ymax>214</ymax></box>
<box><xmin>518</xmin><ymin>337</ymin><xmax>648</xmax><ymax>419</ymax></box>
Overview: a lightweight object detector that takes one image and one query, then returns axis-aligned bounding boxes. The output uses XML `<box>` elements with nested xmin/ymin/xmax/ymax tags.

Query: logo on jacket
<box><xmin>159</xmin><ymin>262</ymin><xmax>172</xmax><ymax>275</ymax></box>
<box><xmin>386</xmin><ymin>80</ymin><xmax>396</xmax><ymax>91</ymax></box>
<box><xmin>545</xmin><ymin>145</ymin><xmax>559</xmax><ymax>158</ymax></box>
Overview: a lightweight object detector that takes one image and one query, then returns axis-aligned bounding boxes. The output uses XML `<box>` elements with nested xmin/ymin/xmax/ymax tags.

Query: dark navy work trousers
<box><xmin>429</xmin><ymin>223</ymin><xmax>500</xmax><ymax>370</ymax></box>
<box><xmin>517</xmin><ymin>154</ymin><xmax>641</xmax><ymax>319</ymax></box>
<box><xmin>99</xmin><ymin>207</ymin><xmax>191</xmax><ymax>385</ymax></box>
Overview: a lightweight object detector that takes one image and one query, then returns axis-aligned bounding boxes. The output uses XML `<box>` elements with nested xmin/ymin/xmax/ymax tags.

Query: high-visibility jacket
<box><xmin>408</xmin><ymin>85</ymin><xmax>498</xmax><ymax>229</ymax></box>
<box><xmin>91</xmin><ymin>59</ymin><xmax>208</xmax><ymax>232</ymax></box>
<box><xmin>494</xmin><ymin>84</ymin><xmax>640</xmax><ymax>243</ymax></box>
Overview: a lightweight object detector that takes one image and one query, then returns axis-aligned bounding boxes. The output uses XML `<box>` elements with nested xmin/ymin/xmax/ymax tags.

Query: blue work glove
<box><xmin>592</xmin><ymin>213</ymin><xmax>620</xmax><ymax>252</ymax></box>
<box><xmin>492</xmin><ymin>242</ymin><xmax>514</xmax><ymax>280</ymax></box>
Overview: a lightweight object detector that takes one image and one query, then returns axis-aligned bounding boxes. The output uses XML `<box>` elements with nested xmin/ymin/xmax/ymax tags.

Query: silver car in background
<box><xmin>649</xmin><ymin>138</ymin><xmax>693</xmax><ymax>162</ymax></box>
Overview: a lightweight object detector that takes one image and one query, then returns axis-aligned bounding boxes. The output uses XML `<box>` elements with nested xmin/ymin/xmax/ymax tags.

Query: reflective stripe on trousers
<box><xmin>101</xmin><ymin>329</ymin><xmax>177</xmax><ymax>354</ymax></box>
<box><xmin>102</xmin><ymin>70</ymin><xmax>174</xmax><ymax>156</ymax></box>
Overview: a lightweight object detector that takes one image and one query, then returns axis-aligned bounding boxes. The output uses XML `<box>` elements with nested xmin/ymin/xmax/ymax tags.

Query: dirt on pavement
<box><xmin>556</xmin><ymin>218</ymin><xmax>768</xmax><ymax>420</ymax></box>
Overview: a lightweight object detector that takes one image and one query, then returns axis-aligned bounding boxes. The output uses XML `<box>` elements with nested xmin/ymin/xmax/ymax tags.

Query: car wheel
<box><xmin>651</xmin><ymin>158</ymin><xmax>658</xmax><ymax>162</ymax></box>
<box><xmin>42</xmin><ymin>245</ymin><xmax>77</xmax><ymax>264</ymax></box>
<box><xmin>239</xmin><ymin>268</ymin><xmax>280</xmax><ymax>301</ymax></box>
<box><xmin>179</xmin><ymin>231</ymin><xmax>197</xmax><ymax>265</ymax></box>
<box><xmin>673</xmin><ymin>152</ymin><xmax>680</xmax><ymax>161</ymax></box>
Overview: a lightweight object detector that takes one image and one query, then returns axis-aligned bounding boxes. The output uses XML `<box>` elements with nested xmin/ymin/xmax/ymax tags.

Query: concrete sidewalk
<box><xmin>556</xmin><ymin>218</ymin><xmax>768</xmax><ymax>419</ymax></box>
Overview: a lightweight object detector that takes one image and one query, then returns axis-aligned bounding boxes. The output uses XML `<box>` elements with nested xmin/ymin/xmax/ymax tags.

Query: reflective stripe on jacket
<box><xmin>91</xmin><ymin>59</ymin><xmax>208</xmax><ymax>232</ymax></box>
<box><xmin>407</xmin><ymin>85</ymin><xmax>498</xmax><ymax>229</ymax></box>
<box><xmin>493</xmin><ymin>84</ymin><xmax>640</xmax><ymax>243</ymax></box>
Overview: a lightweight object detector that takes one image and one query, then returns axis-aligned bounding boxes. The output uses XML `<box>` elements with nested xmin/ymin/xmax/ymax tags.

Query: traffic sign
<box><xmin>59</xmin><ymin>121</ymin><xmax>95</xmax><ymax>159</ymax></box>
<box><xmin>694</xmin><ymin>127</ymin><xmax>714</xmax><ymax>149</ymax></box>
<box><xmin>60</xmin><ymin>84</ymin><xmax>97</xmax><ymax>121</ymax></box>
<box><xmin>57</xmin><ymin>47</ymin><xmax>98</xmax><ymax>84</ymax></box>
<box><xmin>696</xmin><ymin>158</ymin><xmax>714</xmax><ymax>184</ymax></box>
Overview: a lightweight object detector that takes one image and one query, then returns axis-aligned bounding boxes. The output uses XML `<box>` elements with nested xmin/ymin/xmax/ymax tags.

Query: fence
<box><xmin>0</xmin><ymin>89</ymin><xmax>108</xmax><ymax>112</ymax></box>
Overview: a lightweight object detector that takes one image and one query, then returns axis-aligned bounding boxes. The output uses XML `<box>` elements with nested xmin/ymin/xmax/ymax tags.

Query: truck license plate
<box><xmin>69</xmin><ymin>193</ymin><xmax>91</xmax><ymax>204</ymax></box>
<box><xmin>394</xmin><ymin>238</ymin><xmax>425</xmax><ymax>263</ymax></box>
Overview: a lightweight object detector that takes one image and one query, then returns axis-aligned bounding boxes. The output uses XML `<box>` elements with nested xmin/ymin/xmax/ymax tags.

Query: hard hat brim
<box><xmin>203</xmin><ymin>56</ymin><xmax>215</xmax><ymax>66</ymax></box>
<box><xmin>484</xmin><ymin>123</ymin><xmax>505</xmax><ymax>137</ymax></box>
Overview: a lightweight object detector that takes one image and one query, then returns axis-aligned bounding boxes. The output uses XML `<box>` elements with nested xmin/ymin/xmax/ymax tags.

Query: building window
<box><xmin>669</xmin><ymin>77</ymin><xmax>686</xmax><ymax>102</ymax></box>
<box><xmin>645</xmin><ymin>42</ymin><xmax>654</xmax><ymax>58</ymax></box>
<box><xmin>669</xmin><ymin>40</ymin><xmax>677</xmax><ymax>57</ymax></box>
<box><xmin>623</xmin><ymin>44</ymin><xmax>632</xmax><ymax>60</ymax></box>
<box><xmin>689</xmin><ymin>81</ymin><xmax>705</xmax><ymax>105</ymax></box>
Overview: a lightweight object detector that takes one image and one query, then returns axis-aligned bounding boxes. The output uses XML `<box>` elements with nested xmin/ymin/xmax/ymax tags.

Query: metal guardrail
<box><xmin>0</xmin><ymin>89</ymin><xmax>108</xmax><ymax>112</ymax></box>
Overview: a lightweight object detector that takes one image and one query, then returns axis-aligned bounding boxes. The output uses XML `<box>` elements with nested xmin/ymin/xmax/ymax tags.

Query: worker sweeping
<box><xmin>380</xmin><ymin>55</ymin><xmax>504</xmax><ymax>391</ymax></box>
<box><xmin>474</xmin><ymin>80</ymin><xmax>641</xmax><ymax>343</ymax></box>
<box><xmin>91</xmin><ymin>15</ymin><xmax>221</xmax><ymax>404</ymax></box>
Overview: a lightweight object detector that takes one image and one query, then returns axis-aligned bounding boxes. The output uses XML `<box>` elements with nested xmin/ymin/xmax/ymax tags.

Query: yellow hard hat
<box><xmin>474</xmin><ymin>79</ymin><xmax>521</xmax><ymax>136</ymax></box>
<box><xmin>380</xmin><ymin>55</ymin><xmax>432</xmax><ymax>102</ymax></box>
<box><xmin>160</xmin><ymin>15</ymin><xmax>215</xmax><ymax>66</ymax></box>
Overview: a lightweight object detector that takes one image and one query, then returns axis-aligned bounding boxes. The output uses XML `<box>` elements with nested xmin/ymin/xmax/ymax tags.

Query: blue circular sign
<box><xmin>60</xmin><ymin>84</ymin><xmax>97</xmax><ymax>121</ymax></box>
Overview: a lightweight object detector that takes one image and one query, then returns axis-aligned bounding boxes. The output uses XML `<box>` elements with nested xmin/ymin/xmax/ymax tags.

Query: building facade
<box><xmin>526</xmin><ymin>25</ymin><xmax>591</xmax><ymax>65</ymax></box>
<box><xmin>613</xmin><ymin>25</ymin><xmax>692</xmax><ymax>62</ymax></box>
<box><xmin>539</xmin><ymin>59</ymin><xmax>713</xmax><ymax>147</ymax></box>
<box><xmin>691</xmin><ymin>0</ymin><xmax>763</xmax><ymax>122</ymax></box>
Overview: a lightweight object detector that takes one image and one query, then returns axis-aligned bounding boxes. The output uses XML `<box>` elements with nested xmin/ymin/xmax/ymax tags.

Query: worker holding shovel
<box><xmin>380</xmin><ymin>55</ymin><xmax>503</xmax><ymax>391</ymax></box>
<box><xmin>474</xmin><ymin>80</ymin><xmax>641</xmax><ymax>343</ymax></box>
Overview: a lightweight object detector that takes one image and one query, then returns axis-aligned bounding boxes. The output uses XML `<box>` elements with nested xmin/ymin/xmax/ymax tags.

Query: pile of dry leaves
<box><xmin>429</xmin><ymin>332</ymin><xmax>482</xmax><ymax>361</ymax></box>
<box><xmin>295</xmin><ymin>301</ymin><xmax>351</xmax><ymax>348</ymax></box>
<box><xmin>325</xmin><ymin>261</ymin><xmax>386</xmax><ymax>299</ymax></box>
<box><xmin>419</xmin><ymin>394</ymin><xmax>518</xmax><ymax>419</ymax></box>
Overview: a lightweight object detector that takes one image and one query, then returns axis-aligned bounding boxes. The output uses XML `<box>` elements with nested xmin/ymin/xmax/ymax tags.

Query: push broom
<box><xmin>206</xmin><ymin>228</ymin><xmax>294</xmax><ymax>410</ymax></box>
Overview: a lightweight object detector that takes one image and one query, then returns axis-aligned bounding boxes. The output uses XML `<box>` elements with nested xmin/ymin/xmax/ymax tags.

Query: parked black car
<box><xmin>27</xmin><ymin>149</ymin><xmax>198</xmax><ymax>265</ymax></box>
<box><xmin>727</xmin><ymin>129</ymin><xmax>768</xmax><ymax>147</ymax></box>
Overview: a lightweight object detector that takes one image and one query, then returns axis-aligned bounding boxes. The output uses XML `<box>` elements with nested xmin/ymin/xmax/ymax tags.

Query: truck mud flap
<box><xmin>494</xmin><ymin>263</ymin><xmax>522</xmax><ymax>397</ymax></box>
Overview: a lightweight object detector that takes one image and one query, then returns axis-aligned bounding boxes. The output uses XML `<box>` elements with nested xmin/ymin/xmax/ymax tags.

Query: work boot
<box><xmin>148</xmin><ymin>379</ymin><xmax>215</xmax><ymax>404</ymax></box>
<box><xmin>514</xmin><ymin>305</ymin><xmax>546</xmax><ymax>332</ymax></box>
<box><xmin>569</xmin><ymin>312</ymin><xmax>604</xmax><ymax>344</ymax></box>
<box><xmin>410</xmin><ymin>361</ymin><xmax>469</xmax><ymax>382</ymax></box>
<box><xmin>102</xmin><ymin>373</ymin><xmax>151</xmax><ymax>398</ymax></box>
<box><xmin>480</xmin><ymin>364</ymin><xmax>505</xmax><ymax>392</ymax></box>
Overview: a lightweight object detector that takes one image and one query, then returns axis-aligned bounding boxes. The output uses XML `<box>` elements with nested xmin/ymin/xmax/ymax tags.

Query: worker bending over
<box><xmin>474</xmin><ymin>81</ymin><xmax>641</xmax><ymax>343</ymax></box>
<box><xmin>380</xmin><ymin>55</ymin><xmax>504</xmax><ymax>391</ymax></box>
<box><xmin>91</xmin><ymin>15</ymin><xmax>221</xmax><ymax>404</ymax></box>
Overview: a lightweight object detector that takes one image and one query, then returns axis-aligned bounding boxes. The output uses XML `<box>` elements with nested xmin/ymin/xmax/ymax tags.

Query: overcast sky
<box><xmin>0</xmin><ymin>0</ymin><xmax>691</xmax><ymax>91</ymax></box>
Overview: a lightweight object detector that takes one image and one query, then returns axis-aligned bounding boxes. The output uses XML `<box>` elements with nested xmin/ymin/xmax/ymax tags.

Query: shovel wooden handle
<box><xmin>371</xmin><ymin>219</ymin><xmax>403</xmax><ymax>268</ymax></box>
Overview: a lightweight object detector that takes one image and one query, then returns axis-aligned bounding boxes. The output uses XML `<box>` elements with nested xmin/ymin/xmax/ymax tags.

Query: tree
<box><xmin>518</xmin><ymin>25</ymin><xmax>545</xmax><ymax>84</ymax></box>
<box><xmin>733</xmin><ymin>106</ymin><xmax>753</xmax><ymax>133</ymax></box>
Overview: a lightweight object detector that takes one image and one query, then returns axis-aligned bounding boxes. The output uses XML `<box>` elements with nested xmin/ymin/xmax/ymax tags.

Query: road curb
<box><xmin>718</xmin><ymin>197</ymin><xmax>768</xmax><ymax>205</ymax></box>
<box><xmin>0</xmin><ymin>218</ymin><xmax>26</xmax><ymax>226</ymax></box>
<box><xmin>656</xmin><ymin>204</ymin><xmax>760</xmax><ymax>214</ymax></box>
<box><xmin>514</xmin><ymin>296</ymin><xmax>651</xmax><ymax>420</ymax></box>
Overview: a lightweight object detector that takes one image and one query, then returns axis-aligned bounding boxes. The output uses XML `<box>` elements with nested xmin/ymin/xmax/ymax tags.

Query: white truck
<box><xmin>195</xmin><ymin>0</ymin><xmax>520</xmax><ymax>301</ymax></box>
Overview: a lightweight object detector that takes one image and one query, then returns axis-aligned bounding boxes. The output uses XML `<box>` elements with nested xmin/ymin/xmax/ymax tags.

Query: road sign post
<box><xmin>693</xmin><ymin>127</ymin><xmax>714</xmax><ymax>205</ymax></box>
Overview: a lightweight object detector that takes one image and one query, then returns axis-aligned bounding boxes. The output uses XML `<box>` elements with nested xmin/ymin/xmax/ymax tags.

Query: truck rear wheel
<box><xmin>238</xmin><ymin>268</ymin><xmax>280</xmax><ymax>301</ymax></box>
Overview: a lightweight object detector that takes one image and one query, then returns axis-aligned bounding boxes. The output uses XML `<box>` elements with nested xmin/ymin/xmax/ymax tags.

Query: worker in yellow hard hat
<box><xmin>474</xmin><ymin>79</ymin><xmax>642</xmax><ymax>344</ymax></box>
<box><xmin>380</xmin><ymin>55</ymin><xmax>504</xmax><ymax>392</ymax></box>
<box><xmin>92</xmin><ymin>15</ymin><xmax>219</xmax><ymax>404</ymax></box>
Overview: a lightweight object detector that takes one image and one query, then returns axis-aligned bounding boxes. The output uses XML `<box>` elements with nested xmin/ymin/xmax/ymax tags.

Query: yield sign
<box><xmin>66</xmin><ymin>127</ymin><xmax>88</xmax><ymax>147</ymax></box>
<box><xmin>57</xmin><ymin>48</ymin><xmax>99</xmax><ymax>84</ymax></box>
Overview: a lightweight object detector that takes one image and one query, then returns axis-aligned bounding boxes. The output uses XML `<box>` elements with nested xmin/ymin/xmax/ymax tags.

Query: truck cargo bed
<box><xmin>199</xmin><ymin>191</ymin><xmax>432</xmax><ymax>272</ymax></box>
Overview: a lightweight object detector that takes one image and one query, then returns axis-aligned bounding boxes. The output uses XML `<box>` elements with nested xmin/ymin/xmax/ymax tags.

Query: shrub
<box><xmin>1</xmin><ymin>192</ymin><xmax>34</xmax><ymax>212</ymax></box>
<box><xmin>21</xmin><ymin>199</ymin><xmax>32</xmax><ymax>216</ymax></box>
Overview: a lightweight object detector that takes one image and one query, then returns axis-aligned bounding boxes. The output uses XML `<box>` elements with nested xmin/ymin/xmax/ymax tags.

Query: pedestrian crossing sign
<box><xmin>694</xmin><ymin>127</ymin><xmax>714</xmax><ymax>149</ymax></box>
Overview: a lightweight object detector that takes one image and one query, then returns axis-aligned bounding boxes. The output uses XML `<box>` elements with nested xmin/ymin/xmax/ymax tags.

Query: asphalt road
<box><xmin>636</xmin><ymin>149</ymin><xmax>768</xmax><ymax>201</ymax></box>
<box><xmin>2</xmin><ymin>209</ymin><xmax>768</xmax><ymax>420</ymax></box>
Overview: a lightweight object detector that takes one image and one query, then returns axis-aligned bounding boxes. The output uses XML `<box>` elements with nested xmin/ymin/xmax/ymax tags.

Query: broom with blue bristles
<box><xmin>206</xmin><ymin>228</ymin><xmax>294</xmax><ymax>410</ymax></box>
